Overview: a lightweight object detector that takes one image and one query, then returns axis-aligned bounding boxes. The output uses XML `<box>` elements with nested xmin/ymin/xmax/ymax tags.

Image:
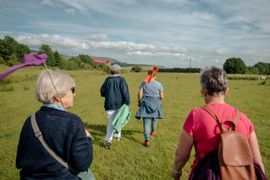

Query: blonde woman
<box><xmin>16</xmin><ymin>70</ymin><xmax>94</xmax><ymax>179</ymax></box>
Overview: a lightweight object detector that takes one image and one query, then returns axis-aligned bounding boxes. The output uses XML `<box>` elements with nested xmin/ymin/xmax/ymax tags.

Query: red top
<box><xmin>183</xmin><ymin>103</ymin><xmax>254</xmax><ymax>169</ymax></box>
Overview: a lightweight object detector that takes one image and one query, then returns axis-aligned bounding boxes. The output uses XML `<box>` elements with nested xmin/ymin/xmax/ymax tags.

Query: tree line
<box><xmin>0</xmin><ymin>36</ymin><xmax>269</xmax><ymax>74</ymax></box>
<box><xmin>0</xmin><ymin>36</ymin><xmax>107</xmax><ymax>71</ymax></box>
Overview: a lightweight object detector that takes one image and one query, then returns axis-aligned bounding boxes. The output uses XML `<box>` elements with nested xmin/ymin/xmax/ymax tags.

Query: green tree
<box><xmin>16</xmin><ymin>44</ymin><xmax>30</xmax><ymax>63</ymax></box>
<box><xmin>0</xmin><ymin>36</ymin><xmax>17</xmax><ymax>62</ymax></box>
<box><xmin>131</xmin><ymin>65</ymin><xmax>143</xmax><ymax>72</ymax></box>
<box><xmin>53</xmin><ymin>51</ymin><xmax>62</xmax><ymax>67</ymax></box>
<box><xmin>246</xmin><ymin>66</ymin><xmax>259</xmax><ymax>74</ymax></box>
<box><xmin>39</xmin><ymin>44</ymin><xmax>55</xmax><ymax>67</ymax></box>
<box><xmin>78</xmin><ymin>54</ymin><xmax>93</xmax><ymax>65</ymax></box>
<box><xmin>253</xmin><ymin>62</ymin><xmax>270</xmax><ymax>75</ymax></box>
<box><xmin>0</xmin><ymin>56</ymin><xmax>4</xmax><ymax>64</ymax></box>
<box><xmin>223</xmin><ymin>57</ymin><xmax>247</xmax><ymax>74</ymax></box>
<box><xmin>0</xmin><ymin>36</ymin><xmax>29</xmax><ymax>64</ymax></box>
<box><xmin>7</xmin><ymin>53</ymin><xmax>19</xmax><ymax>66</ymax></box>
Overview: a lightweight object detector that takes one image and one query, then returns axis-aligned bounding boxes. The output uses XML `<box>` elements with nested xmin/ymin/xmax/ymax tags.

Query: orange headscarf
<box><xmin>143</xmin><ymin>66</ymin><xmax>159</xmax><ymax>83</ymax></box>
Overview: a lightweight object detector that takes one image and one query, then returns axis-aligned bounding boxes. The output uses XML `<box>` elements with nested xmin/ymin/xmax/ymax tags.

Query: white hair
<box><xmin>35</xmin><ymin>70</ymin><xmax>75</xmax><ymax>103</ymax></box>
<box><xmin>110</xmin><ymin>64</ymin><xmax>121</xmax><ymax>75</ymax></box>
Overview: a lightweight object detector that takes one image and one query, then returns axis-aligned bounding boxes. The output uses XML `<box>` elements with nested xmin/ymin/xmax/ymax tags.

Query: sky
<box><xmin>1</xmin><ymin>0</ymin><xmax>270</xmax><ymax>68</ymax></box>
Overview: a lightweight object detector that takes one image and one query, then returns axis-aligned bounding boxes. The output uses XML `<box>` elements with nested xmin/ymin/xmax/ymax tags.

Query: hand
<box><xmin>85</xmin><ymin>129</ymin><xmax>94</xmax><ymax>140</ymax></box>
<box><xmin>137</xmin><ymin>100</ymin><xmax>142</xmax><ymax>107</ymax></box>
<box><xmin>171</xmin><ymin>168</ymin><xmax>182</xmax><ymax>180</ymax></box>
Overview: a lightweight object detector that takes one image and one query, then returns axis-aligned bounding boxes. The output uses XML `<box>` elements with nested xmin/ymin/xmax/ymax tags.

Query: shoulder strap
<box><xmin>201</xmin><ymin>106</ymin><xmax>241</xmax><ymax>132</ymax></box>
<box><xmin>30</xmin><ymin>113</ymin><xmax>70</xmax><ymax>169</ymax></box>
<box><xmin>201</xmin><ymin>106</ymin><xmax>222</xmax><ymax>132</ymax></box>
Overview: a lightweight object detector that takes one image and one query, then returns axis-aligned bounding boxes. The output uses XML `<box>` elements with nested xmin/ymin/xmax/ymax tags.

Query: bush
<box><xmin>227</xmin><ymin>75</ymin><xmax>259</xmax><ymax>80</ymax></box>
<box><xmin>130</xmin><ymin>65</ymin><xmax>143</xmax><ymax>72</ymax></box>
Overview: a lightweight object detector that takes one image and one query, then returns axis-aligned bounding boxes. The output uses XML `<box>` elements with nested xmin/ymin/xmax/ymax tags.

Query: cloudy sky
<box><xmin>1</xmin><ymin>0</ymin><xmax>270</xmax><ymax>68</ymax></box>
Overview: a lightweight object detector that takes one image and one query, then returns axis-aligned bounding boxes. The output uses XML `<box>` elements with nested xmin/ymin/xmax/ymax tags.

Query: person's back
<box><xmin>184</xmin><ymin>103</ymin><xmax>253</xmax><ymax>168</ymax></box>
<box><xmin>16</xmin><ymin>70</ymin><xmax>94</xmax><ymax>179</ymax></box>
<box><xmin>141</xmin><ymin>80</ymin><xmax>163</xmax><ymax>98</ymax></box>
<box><xmin>101</xmin><ymin>76</ymin><xmax>130</xmax><ymax>110</ymax></box>
<box><xmin>172</xmin><ymin>67</ymin><xmax>265</xmax><ymax>179</ymax></box>
<box><xmin>17</xmin><ymin>107</ymin><xmax>93</xmax><ymax>179</ymax></box>
<box><xmin>100</xmin><ymin>64</ymin><xmax>130</xmax><ymax>149</ymax></box>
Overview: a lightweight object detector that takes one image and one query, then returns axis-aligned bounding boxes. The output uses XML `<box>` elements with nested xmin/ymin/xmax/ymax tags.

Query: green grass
<box><xmin>0</xmin><ymin>65</ymin><xmax>269</xmax><ymax>179</ymax></box>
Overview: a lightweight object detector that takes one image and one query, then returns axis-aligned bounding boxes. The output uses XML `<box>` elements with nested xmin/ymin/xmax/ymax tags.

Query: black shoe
<box><xmin>104</xmin><ymin>141</ymin><xmax>112</xmax><ymax>149</ymax></box>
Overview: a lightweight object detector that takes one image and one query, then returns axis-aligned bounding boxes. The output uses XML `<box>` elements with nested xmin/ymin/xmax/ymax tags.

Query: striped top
<box><xmin>140</xmin><ymin>80</ymin><xmax>163</xmax><ymax>97</ymax></box>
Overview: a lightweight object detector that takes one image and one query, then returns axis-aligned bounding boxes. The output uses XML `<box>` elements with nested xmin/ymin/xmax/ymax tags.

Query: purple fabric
<box><xmin>0</xmin><ymin>53</ymin><xmax>47</xmax><ymax>81</ymax></box>
<box><xmin>189</xmin><ymin>150</ymin><xmax>220</xmax><ymax>180</ymax></box>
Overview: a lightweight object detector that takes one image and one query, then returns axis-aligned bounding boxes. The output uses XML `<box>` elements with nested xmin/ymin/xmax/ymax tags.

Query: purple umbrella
<box><xmin>0</xmin><ymin>53</ymin><xmax>48</xmax><ymax>81</ymax></box>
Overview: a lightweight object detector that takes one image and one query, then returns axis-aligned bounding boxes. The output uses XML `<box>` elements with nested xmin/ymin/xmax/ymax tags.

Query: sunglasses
<box><xmin>71</xmin><ymin>87</ymin><xmax>75</xmax><ymax>94</ymax></box>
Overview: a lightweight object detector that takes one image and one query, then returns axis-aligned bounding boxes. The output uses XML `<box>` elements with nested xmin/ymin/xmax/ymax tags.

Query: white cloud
<box><xmin>65</xmin><ymin>8</ymin><xmax>76</xmax><ymax>15</ymax></box>
<box><xmin>15</xmin><ymin>33</ymin><xmax>187</xmax><ymax>58</ymax></box>
<box><xmin>41</xmin><ymin>0</ymin><xmax>53</xmax><ymax>6</ymax></box>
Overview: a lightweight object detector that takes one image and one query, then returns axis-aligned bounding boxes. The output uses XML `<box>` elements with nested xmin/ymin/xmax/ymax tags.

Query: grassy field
<box><xmin>0</xmin><ymin>65</ymin><xmax>269</xmax><ymax>179</ymax></box>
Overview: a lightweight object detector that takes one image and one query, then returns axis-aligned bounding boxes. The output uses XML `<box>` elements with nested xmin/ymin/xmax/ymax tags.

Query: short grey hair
<box><xmin>110</xmin><ymin>64</ymin><xmax>121</xmax><ymax>75</ymax></box>
<box><xmin>200</xmin><ymin>66</ymin><xmax>228</xmax><ymax>96</ymax></box>
<box><xmin>35</xmin><ymin>70</ymin><xmax>75</xmax><ymax>103</ymax></box>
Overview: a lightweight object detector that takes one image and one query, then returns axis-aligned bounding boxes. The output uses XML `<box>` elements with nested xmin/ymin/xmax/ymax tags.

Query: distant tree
<box><xmin>0</xmin><ymin>36</ymin><xmax>30</xmax><ymax>64</ymax></box>
<box><xmin>53</xmin><ymin>51</ymin><xmax>62</xmax><ymax>67</ymax></box>
<box><xmin>39</xmin><ymin>44</ymin><xmax>55</xmax><ymax>67</ymax></box>
<box><xmin>78</xmin><ymin>54</ymin><xmax>93</xmax><ymax>65</ymax></box>
<box><xmin>223</xmin><ymin>57</ymin><xmax>247</xmax><ymax>74</ymax></box>
<box><xmin>16</xmin><ymin>44</ymin><xmax>30</xmax><ymax>63</ymax></box>
<box><xmin>246</xmin><ymin>66</ymin><xmax>259</xmax><ymax>74</ymax></box>
<box><xmin>0</xmin><ymin>36</ymin><xmax>17</xmax><ymax>62</ymax></box>
<box><xmin>7</xmin><ymin>53</ymin><xmax>19</xmax><ymax>66</ymax></box>
<box><xmin>0</xmin><ymin>56</ymin><xmax>4</xmax><ymax>64</ymax></box>
<box><xmin>253</xmin><ymin>62</ymin><xmax>270</xmax><ymax>75</ymax></box>
<box><xmin>131</xmin><ymin>65</ymin><xmax>143</xmax><ymax>72</ymax></box>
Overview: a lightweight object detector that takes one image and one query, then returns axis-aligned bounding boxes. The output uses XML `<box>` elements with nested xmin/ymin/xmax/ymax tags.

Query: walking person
<box><xmin>136</xmin><ymin>66</ymin><xmax>164</xmax><ymax>147</ymax></box>
<box><xmin>100</xmin><ymin>64</ymin><xmax>130</xmax><ymax>149</ymax></box>
<box><xmin>16</xmin><ymin>70</ymin><xmax>95</xmax><ymax>179</ymax></box>
<box><xmin>171</xmin><ymin>66</ymin><xmax>265</xmax><ymax>179</ymax></box>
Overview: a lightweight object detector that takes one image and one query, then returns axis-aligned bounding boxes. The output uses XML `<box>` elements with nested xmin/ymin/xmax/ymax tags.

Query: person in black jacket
<box><xmin>16</xmin><ymin>70</ymin><xmax>94</xmax><ymax>180</ymax></box>
<box><xmin>100</xmin><ymin>64</ymin><xmax>130</xmax><ymax>149</ymax></box>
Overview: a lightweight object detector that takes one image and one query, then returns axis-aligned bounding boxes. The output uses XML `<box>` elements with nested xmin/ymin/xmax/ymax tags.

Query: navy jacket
<box><xmin>100</xmin><ymin>76</ymin><xmax>130</xmax><ymax>110</ymax></box>
<box><xmin>16</xmin><ymin>106</ymin><xmax>93</xmax><ymax>180</ymax></box>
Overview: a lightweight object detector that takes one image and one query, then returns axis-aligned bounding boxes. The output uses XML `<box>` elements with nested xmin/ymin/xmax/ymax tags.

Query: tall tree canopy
<box><xmin>223</xmin><ymin>57</ymin><xmax>247</xmax><ymax>74</ymax></box>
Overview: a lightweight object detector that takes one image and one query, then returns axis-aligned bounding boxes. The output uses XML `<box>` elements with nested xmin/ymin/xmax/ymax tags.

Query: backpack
<box><xmin>189</xmin><ymin>106</ymin><xmax>265</xmax><ymax>180</ymax></box>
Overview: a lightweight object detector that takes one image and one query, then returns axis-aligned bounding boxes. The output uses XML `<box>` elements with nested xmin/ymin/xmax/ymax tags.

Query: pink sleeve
<box><xmin>183</xmin><ymin>111</ymin><xmax>195</xmax><ymax>136</ymax></box>
<box><xmin>242</xmin><ymin>113</ymin><xmax>254</xmax><ymax>133</ymax></box>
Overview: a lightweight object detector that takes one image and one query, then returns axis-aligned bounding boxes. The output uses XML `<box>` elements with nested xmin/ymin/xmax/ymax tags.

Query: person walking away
<box><xmin>100</xmin><ymin>64</ymin><xmax>130</xmax><ymax>149</ymax></box>
<box><xmin>16</xmin><ymin>70</ymin><xmax>94</xmax><ymax>179</ymax></box>
<box><xmin>135</xmin><ymin>66</ymin><xmax>164</xmax><ymax>147</ymax></box>
<box><xmin>171</xmin><ymin>66</ymin><xmax>265</xmax><ymax>179</ymax></box>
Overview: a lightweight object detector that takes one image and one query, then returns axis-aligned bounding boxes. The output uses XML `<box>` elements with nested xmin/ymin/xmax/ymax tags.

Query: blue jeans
<box><xmin>143</xmin><ymin>117</ymin><xmax>158</xmax><ymax>141</ymax></box>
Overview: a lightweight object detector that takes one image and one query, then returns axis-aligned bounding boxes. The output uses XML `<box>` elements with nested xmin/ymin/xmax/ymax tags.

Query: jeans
<box><xmin>143</xmin><ymin>117</ymin><xmax>158</xmax><ymax>141</ymax></box>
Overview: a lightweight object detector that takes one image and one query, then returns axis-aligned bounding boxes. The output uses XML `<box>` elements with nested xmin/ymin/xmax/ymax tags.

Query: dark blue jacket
<box><xmin>100</xmin><ymin>76</ymin><xmax>130</xmax><ymax>110</ymax></box>
<box><xmin>16</xmin><ymin>106</ymin><xmax>93</xmax><ymax>180</ymax></box>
